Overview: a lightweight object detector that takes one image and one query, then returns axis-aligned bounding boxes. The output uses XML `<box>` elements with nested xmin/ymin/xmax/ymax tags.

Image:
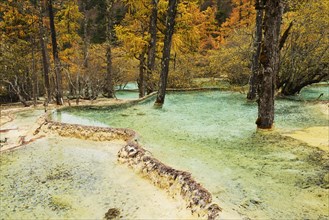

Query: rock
<box><xmin>250</xmin><ymin>198</ymin><xmax>262</xmax><ymax>205</ymax></box>
<box><xmin>104</xmin><ymin>208</ymin><xmax>121</xmax><ymax>220</ymax></box>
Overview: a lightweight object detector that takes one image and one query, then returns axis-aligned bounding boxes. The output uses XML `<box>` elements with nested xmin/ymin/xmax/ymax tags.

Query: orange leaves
<box><xmin>1</xmin><ymin>3</ymin><xmax>27</xmax><ymax>39</ymax></box>
<box><xmin>175</xmin><ymin>2</ymin><xmax>219</xmax><ymax>52</ymax></box>
<box><xmin>219</xmin><ymin>0</ymin><xmax>255</xmax><ymax>44</ymax></box>
<box><xmin>117</xmin><ymin>0</ymin><xmax>220</xmax><ymax>59</ymax></box>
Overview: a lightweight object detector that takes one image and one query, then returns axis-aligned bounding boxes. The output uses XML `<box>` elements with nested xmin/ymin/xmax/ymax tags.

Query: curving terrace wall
<box><xmin>118</xmin><ymin>141</ymin><xmax>222</xmax><ymax>219</ymax></box>
<box><xmin>36</xmin><ymin>92</ymin><xmax>222</xmax><ymax>219</ymax></box>
<box><xmin>41</xmin><ymin>121</ymin><xmax>136</xmax><ymax>142</ymax></box>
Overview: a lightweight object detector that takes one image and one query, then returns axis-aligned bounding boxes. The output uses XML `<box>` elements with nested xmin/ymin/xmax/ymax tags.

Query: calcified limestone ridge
<box><xmin>117</xmin><ymin>141</ymin><xmax>221</xmax><ymax>219</ymax></box>
<box><xmin>38</xmin><ymin>113</ymin><xmax>222</xmax><ymax>219</ymax></box>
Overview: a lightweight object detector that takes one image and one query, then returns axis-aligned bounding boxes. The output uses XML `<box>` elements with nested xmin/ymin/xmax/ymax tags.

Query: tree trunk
<box><xmin>279</xmin><ymin>22</ymin><xmax>293</xmax><ymax>51</ymax></box>
<box><xmin>5</xmin><ymin>78</ymin><xmax>29</xmax><ymax>107</ymax></box>
<box><xmin>273</xmin><ymin>2</ymin><xmax>284</xmax><ymax>92</ymax></box>
<box><xmin>256</xmin><ymin>0</ymin><xmax>283</xmax><ymax>129</ymax></box>
<box><xmin>31</xmin><ymin>37</ymin><xmax>38</xmax><ymax>106</ymax></box>
<box><xmin>281</xmin><ymin>68</ymin><xmax>328</xmax><ymax>96</ymax></box>
<box><xmin>247</xmin><ymin>0</ymin><xmax>263</xmax><ymax>100</ymax></box>
<box><xmin>76</xmin><ymin>2</ymin><xmax>90</xmax><ymax>105</ymax></box>
<box><xmin>146</xmin><ymin>0</ymin><xmax>158</xmax><ymax>94</ymax></box>
<box><xmin>48</xmin><ymin>0</ymin><xmax>63</xmax><ymax>105</ymax></box>
<box><xmin>104</xmin><ymin>0</ymin><xmax>116</xmax><ymax>98</ymax></box>
<box><xmin>84</xmin><ymin>80</ymin><xmax>90</xmax><ymax>100</ymax></box>
<box><xmin>239</xmin><ymin>0</ymin><xmax>243</xmax><ymax>21</ymax></box>
<box><xmin>138</xmin><ymin>51</ymin><xmax>146</xmax><ymax>98</ymax></box>
<box><xmin>276</xmin><ymin>21</ymin><xmax>293</xmax><ymax>88</ymax></box>
<box><xmin>154</xmin><ymin>0</ymin><xmax>179</xmax><ymax>107</ymax></box>
<box><xmin>24</xmin><ymin>69</ymin><xmax>32</xmax><ymax>101</ymax></box>
<box><xmin>38</xmin><ymin>2</ymin><xmax>51</xmax><ymax>104</ymax></box>
<box><xmin>82</xmin><ymin>2</ymin><xmax>89</xmax><ymax>69</ymax></box>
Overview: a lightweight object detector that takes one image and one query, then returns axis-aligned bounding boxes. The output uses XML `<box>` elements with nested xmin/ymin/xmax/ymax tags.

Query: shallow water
<box><xmin>299</xmin><ymin>84</ymin><xmax>329</xmax><ymax>101</ymax></box>
<box><xmin>115</xmin><ymin>90</ymin><xmax>139</xmax><ymax>100</ymax></box>
<box><xmin>55</xmin><ymin>90</ymin><xmax>329</xmax><ymax>219</ymax></box>
<box><xmin>0</xmin><ymin>137</ymin><xmax>192</xmax><ymax>219</ymax></box>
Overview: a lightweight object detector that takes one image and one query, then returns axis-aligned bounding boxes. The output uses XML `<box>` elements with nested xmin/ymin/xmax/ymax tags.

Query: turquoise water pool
<box><xmin>54</xmin><ymin>90</ymin><xmax>329</xmax><ymax>219</ymax></box>
<box><xmin>0</xmin><ymin>111</ymin><xmax>193</xmax><ymax>219</ymax></box>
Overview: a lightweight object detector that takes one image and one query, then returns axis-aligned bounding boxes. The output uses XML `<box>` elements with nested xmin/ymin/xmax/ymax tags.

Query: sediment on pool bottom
<box><xmin>40</xmin><ymin>119</ymin><xmax>222</xmax><ymax>219</ymax></box>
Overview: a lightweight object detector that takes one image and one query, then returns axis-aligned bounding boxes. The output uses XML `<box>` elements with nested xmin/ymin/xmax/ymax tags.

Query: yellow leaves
<box><xmin>117</xmin><ymin>0</ymin><xmax>220</xmax><ymax>57</ymax></box>
<box><xmin>283</xmin><ymin>0</ymin><xmax>329</xmax><ymax>44</ymax></box>
<box><xmin>115</xmin><ymin>1</ymin><xmax>151</xmax><ymax>57</ymax></box>
<box><xmin>55</xmin><ymin>0</ymin><xmax>82</xmax><ymax>59</ymax></box>
<box><xmin>280</xmin><ymin>0</ymin><xmax>329</xmax><ymax>71</ymax></box>
<box><xmin>123</xmin><ymin>0</ymin><xmax>148</xmax><ymax>13</ymax></box>
<box><xmin>115</xmin><ymin>25</ymin><xmax>148</xmax><ymax>56</ymax></box>
<box><xmin>0</xmin><ymin>0</ymin><xmax>40</xmax><ymax>42</ymax></box>
<box><xmin>174</xmin><ymin>2</ymin><xmax>219</xmax><ymax>52</ymax></box>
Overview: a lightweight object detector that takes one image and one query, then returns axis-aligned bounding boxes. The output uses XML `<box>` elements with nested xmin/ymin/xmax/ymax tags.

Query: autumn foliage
<box><xmin>0</xmin><ymin>0</ymin><xmax>328</xmax><ymax>104</ymax></box>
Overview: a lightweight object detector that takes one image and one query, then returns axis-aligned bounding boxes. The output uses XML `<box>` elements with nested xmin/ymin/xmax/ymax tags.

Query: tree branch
<box><xmin>279</xmin><ymin>21</ymin><xmax>293</xmax><ymax>50</ymax></box>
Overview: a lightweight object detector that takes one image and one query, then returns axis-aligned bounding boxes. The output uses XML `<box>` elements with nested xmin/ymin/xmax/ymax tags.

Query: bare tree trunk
<box><xmin>155</xmin><ymin>0</ymin><xmax>179</xmax><ymax>107</ymax></box>
<box><xmin>48</xmin><ymin>0</ymin><xmax>63</xmax><ymax>105</ymax></box>
<box><xmin>82</xmin><ymin>2</ymin><xmax>89</xmax><ymax>69</ymax></box>
<box><xmin>4</xmin><ymin>78</ymin><xmax>29</xmax><ymax>107</ymax></box>
<box><xmin>138</xmin><ymin>51</ymin><xmax>146</xmax><ymax>98</ymax></box>
<box><xmin>38</xmin><ymin>1</ymin><xmax>51</xmax><ymax>104</ymax></box>
<box><xmin>173</xmin><ymin>52</ymin><xmax>177</xmax><ymax>71</ymax></box>
<box><xmin>24</xmin><ymin>69</ymin><xmax>32</xmax><ymax>101</ymax></box>
<box><xmin>239</xmin><ymin>0</ymin><xmax>243</xmax><ymax>21</ymax></box>
<box><xmin>104</xmin><ymin>0</ymin><xmax>116</xmax><ymax>98</ymax></box>
<box><xmin>276</xmin><ymin>21</ymin><xmax>293</xmax><ymax>89</ymax></box>
<box><xmin>76</xmin><ymin>2</ymin><xmax>90</xmax><ymax>105</ymax></box>
<box><xmin>146</xmin><ymin>0</ymin><xmax>158</xmax><ymax>94</ymax></box>
<box><xmin>256</xmin><ymin>0</ymin><xmax>283</xmax><ymax>129</ymax></box>
<box><xmin>31</xmin><ymin>37</ymin><xmax>38</xmax><ymax>106</ymax></box>
<box><xmin>273</xmin><ymin>2</ymin><xmax>284</xmax><ymax>93</ymax></box>
<box><xmin>247</xmin><ymin>0</ymin><xmax>263</xmax><ymax>100</ymax></box>
<box><xmin>84</xmin><ymin>79</ymin><xmax>90</xmax><ymax>99</ymax></box>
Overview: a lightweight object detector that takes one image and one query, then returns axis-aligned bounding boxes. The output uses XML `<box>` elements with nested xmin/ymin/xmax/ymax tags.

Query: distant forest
<box><xmin>0</xmin><ymin>0</ymin><xmax>328</xmax><ymax>106</ymax></box>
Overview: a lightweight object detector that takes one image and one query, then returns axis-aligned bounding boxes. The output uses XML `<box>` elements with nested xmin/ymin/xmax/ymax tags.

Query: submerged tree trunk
<box><xmin>154</xmin><ymin>0</ymin><xmax>179</xmax><ymax>107</ymax></box>
<box><xmin>256</xmin><ymin>0</ymin><xmax>283</xmax><ymax>129</ymax></box>
<box><xmin>38</xmin><ymin>2</ymin><xmax>51</xmax><ymax>104</ymax></box>
<box><xmin>48</xmin><ymin>0</ymin><xmax>63</xmax><ymax>105</ymax></box>
<box><xmin>104</xmin><ymin>0</ymin><xmax>116</xmax><ymax>98</ymax></box>
<box><xmin>146</xmin><ymin>0</ymin><xmax>158</xmax><ymax>94</ymax></box>
<box><xmin>247</xmin><ymin>0</ymin><xmax>263</xmax><ymax>100</ymax></box>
